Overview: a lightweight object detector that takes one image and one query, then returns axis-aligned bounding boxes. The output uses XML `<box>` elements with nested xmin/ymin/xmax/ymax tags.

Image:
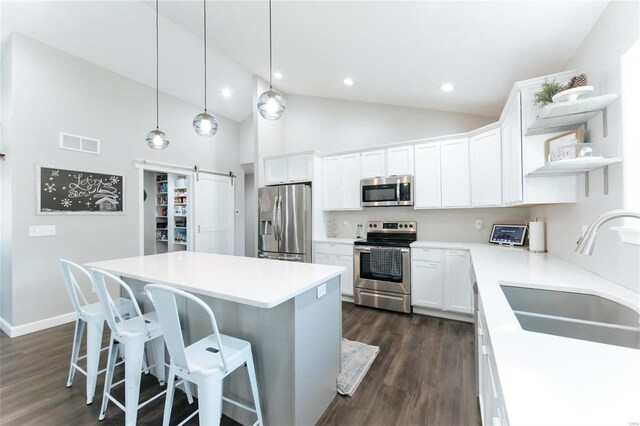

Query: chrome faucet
<box><xmin>576</xmin><ymin>209</ymin><xmax>640</xmax><ymax>255</ymax></box>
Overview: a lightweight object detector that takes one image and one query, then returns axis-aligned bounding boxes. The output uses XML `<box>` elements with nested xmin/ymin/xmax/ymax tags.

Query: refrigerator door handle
<box><xmin>273</xmin><ymin>195</ymin><xmax>279</xmax><ymax>241</ymax></box>
<box><xmin>277</xmin><ymin>195</ymin><xmax>283</xmax><ymax>242</ymax></box>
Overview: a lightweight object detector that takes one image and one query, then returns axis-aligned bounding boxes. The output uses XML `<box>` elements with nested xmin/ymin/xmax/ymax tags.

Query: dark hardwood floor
<box><xmin>0</xmin><ymin>303</ymin><xmax>479</xmax><ymax>426</ymax></box>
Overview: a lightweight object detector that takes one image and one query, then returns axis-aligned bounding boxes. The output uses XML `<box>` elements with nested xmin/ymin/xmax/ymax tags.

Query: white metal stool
<box><xmin>59</xmin><ymin>259</ymin><xmax>137</xmax><ymax>405</ymax></box>
<box><xmin>145</xmin><ymin>284</ymin><xmax>264</xmax><ymax>426</ymax></box>
<box><xmin>90</xmin><ymin>268</ymin><xmax>168</xmax><ymax>426</ymax></box>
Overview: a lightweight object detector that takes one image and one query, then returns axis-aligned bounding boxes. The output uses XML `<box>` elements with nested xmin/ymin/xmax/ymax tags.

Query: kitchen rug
<box><xmin>337</xmin><ymin>339</ymin><xmax>380</xmax><ymax>397</ymax></box>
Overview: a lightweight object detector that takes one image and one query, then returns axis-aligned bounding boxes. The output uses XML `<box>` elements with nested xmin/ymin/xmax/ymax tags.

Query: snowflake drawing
<box><xmin>85</xmin><ymin>201</ymin><xmax>92</xmax><ymax>208</ymax></box>
<box><xmin>61</xmin><ymin>199</ymin><xmax>71</xmax><ymax>208</ymax></box>
<box><xmin>109</xmin><ymin>176</ymin><xmax>120</xmax><ymax>184</ymax></box>
<box><xmin>44</xmin><ymin>183</ymin><xmax>56</xmax><ymax>193</ymax></box>
<box><xmin>51</xmin><ymin>170</ymin><xmax>59</xmax><ymax>177</ymax></box>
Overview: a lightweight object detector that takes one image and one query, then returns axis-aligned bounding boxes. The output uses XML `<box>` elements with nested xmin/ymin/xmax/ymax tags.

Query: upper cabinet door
<box><xmin>470</xmin><ymin>128</ymin><xmax>502</xmax><ymax>206</ymax></box>
<box><xmin>501</xmin><ymin>93</ymin><xmax>523</xmax><ymax>204</ymax></box>
<box><xmin>287</xmin><ymin>154</ymin><xmax>313</xmax><ymax>183</ymax></box>
<box><xmin>322</xmin><ymin>156</ymin><xmax>341</xmax><ymax>210</ymax></box>
<box><xmin>340</xmin><ymin>153</ymin><xmax>362</xmax><ymax>209</ymax></box>
<box><xmin>361</xmin><ymin>150</ymin><xmax>386</xmax><ymax>178</ymax></box>
<box><xmin>441</xmin><ymin>138</ymin><xmax>470</xmax><ymax>207</ymax></box>
<box><xmin>264</xmin><ymin>157</ymin><xmax>288</xmax><ymax>185</ymax></box>
<box><xmin>414</xmin><ymin>142</ymin><xmax>442</xmax><ymax>208</ymax></box>
<box><xmin>387</xmin><ymin>145</ymin><xmax>414</xmax><ymax>176</ymax></box>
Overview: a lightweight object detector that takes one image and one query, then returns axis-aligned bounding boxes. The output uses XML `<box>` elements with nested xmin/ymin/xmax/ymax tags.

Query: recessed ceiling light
<box><xmin>440</xmin><ymin>83</ymin><xmax>455</xmax><ymax>92</ymax></box>
<box><xmin>343</xmin><ymin>78</ymin><xmax>354</xmax><ymax>86</ymax></box>
<box><xmin>222</xmin><ymin>88</ymin><xmax>232</xmax><ymax>98</ymax></box>
<box><xmin>273</xmin><ymin>72</ymin><xmax>283</xmax><ymax>79</ymax></box>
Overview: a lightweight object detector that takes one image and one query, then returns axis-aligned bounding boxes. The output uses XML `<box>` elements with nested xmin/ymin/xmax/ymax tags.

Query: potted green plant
<box><xmin>533</xmin><ymin>78</ymin><xmax>566</xmax><ymax>107</ymax></box>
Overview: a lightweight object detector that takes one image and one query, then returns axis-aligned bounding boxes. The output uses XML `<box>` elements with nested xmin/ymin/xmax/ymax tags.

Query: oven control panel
<box><xmin>366</xmin><ymin>221</ymin><xmax>416</xmax><ymax>232</ymax></box>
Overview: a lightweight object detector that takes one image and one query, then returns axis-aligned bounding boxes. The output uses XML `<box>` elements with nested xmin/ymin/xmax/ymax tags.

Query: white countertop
<box><xmin>87</xmin><ymin>251</ymin><xmax>345</xmax><ymax>309</ymax></box>
<box><xmin>313</xmin><ymin>238</ymin><xmax>359</xmax><ymax>245</ymax></box>
<box><xmin>411</xmin><ymin>241</ymin><xmax>640</xmax><ymax>426</ymax></box>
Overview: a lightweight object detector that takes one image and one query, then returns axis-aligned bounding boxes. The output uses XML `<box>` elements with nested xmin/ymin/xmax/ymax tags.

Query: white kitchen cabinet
<box><xmin>470</xmin><ymin>128</ymin><xmax>502</xmax><ymax>206</ymax></box>
<box><xmin>287</xmin><ymin>154</ymin><xmax>313</xmax><ymax>182</ymax></box>
<box><xmin>322</xmin><ymin>156</ymin><xmax>340</xmax><ymax>210</ymax></box>
<box><xmin>361</xmin><ymin>150</ymin><xmax>386</xmax><ymax>178</ymax></box>
<box><xmin>478</xmin><ymin>297</ymin><xmax>508</xmax><ymax>426</ymax></box>
<box><xmin>411</xmin><ymin>260</ymin><xmax>443</xmax><ymax>309</ymax></box>
<box><xmin>333</xmin><ymin>255</ymin><xmax>354</xmax><ymax>297</ymax></box>
<box><xmin>322</xmin><ymin>153</ymin><xmax>361</xmax><ymax>210</ymax></box>
<box><xmin>313</xmin><ymin>242</ymin><xmax>354</xmax><ymax>297</ymax></box>
<box><xmin>264</xmin><ymin>154</ymin><xmax>313</xmax><ymax>185</ymax></box>
<box><xmin>264</xmin><ymin>157</ymin><xmax>288</xmax><ymax>185</ymax></box>
<box><xmin>441</xmin><ymin>138</ymin><xmax>470</xmax><ymax>207</ymax></box>
<box><xmin>444</xmin><ymin>250</ymin><xmax>473</xmax><ymax>314</ymax></box>
<box><xmin>414</xmin><ymin>142</ymin><xmax>442</xmax><ymax>208</ymax></box>
<box><xmin>386</xmin><ymin>145</ymin><xmax>414</xmax><ymax>176</ymax></box>
<box><xmin>501</xmin><ymin>94</ymin><xmax>523</xmax><ymax>205</ymax></box>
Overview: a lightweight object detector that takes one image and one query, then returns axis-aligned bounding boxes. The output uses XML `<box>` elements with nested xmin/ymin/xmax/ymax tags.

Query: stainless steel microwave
<box><xmin>361</xmin><ymin>175</ymin><xmax>414</xmax><ymax>207</ymax></box>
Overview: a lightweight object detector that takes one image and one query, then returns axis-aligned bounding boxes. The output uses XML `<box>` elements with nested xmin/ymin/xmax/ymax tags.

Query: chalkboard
<box><xmin>37</xmin><ymin>166</ymin><xmax>125</xmax><ymax>214</ymax></box>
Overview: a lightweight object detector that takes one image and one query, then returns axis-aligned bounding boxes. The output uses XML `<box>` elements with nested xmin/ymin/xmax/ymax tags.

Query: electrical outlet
<box><xmin>29</xmin><ymin>225</ymin><xmax>56</xmax><ymax>237</ymax></box>
<box><xmin>316</xmin><ymin>283</ymin><xmax>327</xmax><ymax>299</ymax></box>
<box><xmin>475</xmin><ymin>219</ymin><xmax>483</xmax><ymax>230</ymax></box>
<box><xmin>343</xmin><ymin>220</ymin><xmax>349</xmax><ymax>227</ymax></box>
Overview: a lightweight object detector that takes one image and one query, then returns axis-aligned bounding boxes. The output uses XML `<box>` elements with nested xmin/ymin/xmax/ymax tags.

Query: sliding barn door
<box><xmin>193</xmin><ymin>173</ymin><xmax>234</xmax><ymax>255</ymax></box>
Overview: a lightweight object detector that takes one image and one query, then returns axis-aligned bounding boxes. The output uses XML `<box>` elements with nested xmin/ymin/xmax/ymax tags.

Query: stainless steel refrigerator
<box><xmin>258</xmin><ymin>183</ymin><xmax>312</xmax><ymax>262</ymax></box>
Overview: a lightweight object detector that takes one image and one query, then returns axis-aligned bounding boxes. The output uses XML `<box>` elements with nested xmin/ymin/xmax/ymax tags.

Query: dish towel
<box><xmin>370</xmin><ymin>247</ymin><xmax>402</xmax><ymax>279</ymax></box>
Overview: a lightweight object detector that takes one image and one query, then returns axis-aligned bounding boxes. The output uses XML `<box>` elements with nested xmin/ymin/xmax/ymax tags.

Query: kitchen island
<box><xmin>87</xmin><ymin>251</ymin><xmax>345</xmax><ymax>426</ymax></box>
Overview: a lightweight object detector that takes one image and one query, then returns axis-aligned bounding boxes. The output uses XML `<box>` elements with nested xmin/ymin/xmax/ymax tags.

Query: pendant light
<box><xmin>192</xmin><ymin>0</ymin><xmax>218</xmax><ymax>136</ymax></box>
<box><xmin>146</xmin><ymin>0</ymin><xmax>169</xmax><ymax>150</ymax></box>
<box><xmin>257</xmin><ymin>0</ymin><xmax>285</xmax><ymax>120</ymax></box>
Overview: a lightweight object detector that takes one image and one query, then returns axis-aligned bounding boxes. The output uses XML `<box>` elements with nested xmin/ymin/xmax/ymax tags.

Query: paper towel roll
<box><xmin>529</xmin><ymin>221</ymin><xmax>546</xmax><ymax>253</ymax></box>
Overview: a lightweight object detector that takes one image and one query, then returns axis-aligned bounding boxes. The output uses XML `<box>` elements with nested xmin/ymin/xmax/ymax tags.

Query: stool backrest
<box><xmin>145</xmin><ymin>284</ymin><xmax>228</xmax><ymax>373</ymax></box>
<box><xmin>59</xmin><ymin>259</ymin><xmax>91</xmax><ymax>314</ymax></box>
<box><xmin>89</xmin><ymin>268</ymin><xmax>148</xmax><ymax>339</ymax></box>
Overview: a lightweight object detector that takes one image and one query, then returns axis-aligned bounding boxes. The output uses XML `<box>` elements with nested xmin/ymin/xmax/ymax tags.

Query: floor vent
<box><xmin>59</xmin><ymin>132</ymin><xmax>100</xmax><ymax>154</ymax></box>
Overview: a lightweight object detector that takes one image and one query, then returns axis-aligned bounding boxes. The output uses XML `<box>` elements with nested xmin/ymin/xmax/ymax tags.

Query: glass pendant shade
<box><xmin>193</xmin><ymin>111</ymin><xmax>218</xmax><ymax>137</ymax></box>
<box><xmin>257</xmin><ymin>89</ymin><xmax>286</xmax><ymax>120</ymax></box>
<box><xmin>146</xmin><ymin>129</ymin><xmax>169</xmax><ymax>150</ymax></box>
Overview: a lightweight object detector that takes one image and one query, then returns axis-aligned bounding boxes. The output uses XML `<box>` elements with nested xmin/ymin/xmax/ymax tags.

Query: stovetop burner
<box><xmin>355</xmin><ymin>221</ymin><xmax>417</xmax><ymax>247</ymax></box>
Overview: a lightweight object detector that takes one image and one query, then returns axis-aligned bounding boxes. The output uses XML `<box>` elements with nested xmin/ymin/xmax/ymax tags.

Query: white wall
<box><xmin>2</xmin><ymin>34</ymin><xmax>243</xmax><ymax>327</ymax></box>
<box><xmin>283</xmin><ymin>94</ymin><xmax>496</xmax><ymax>155</ymax></box>
<box><xmin>530</xmin><ymin>1</ymin><xmax>640</xmax><ymax>294</ymax></box>
<box><xmin>327</xmin><ymin>207</ymin><xmax>530</xmax><ymax>243</ymax></box>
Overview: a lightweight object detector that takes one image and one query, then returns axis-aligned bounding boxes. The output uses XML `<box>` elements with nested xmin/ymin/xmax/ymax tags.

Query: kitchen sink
<box><xmin>500</xmin><ymin>284</ymin><xmax>640</xmax><ymax>350</ymax></box>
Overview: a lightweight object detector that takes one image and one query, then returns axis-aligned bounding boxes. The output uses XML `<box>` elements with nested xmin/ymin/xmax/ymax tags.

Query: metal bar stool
<box><xmin>145</xmin><ymin>284</ymin><xmax>264</xmax><ymax>426</ymax></box>
<box><xmin>59</xmin><ymin>259</ymin><xmax>138</xmax><ymax>405</ymax></box>
<box><xmin>89</xmin><ymin>268</ymin><xmax>168</xmax><ymax>426</ymax></box>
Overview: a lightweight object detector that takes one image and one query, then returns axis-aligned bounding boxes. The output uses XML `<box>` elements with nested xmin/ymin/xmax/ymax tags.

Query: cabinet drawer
<box><xmin>411</xmin><ymin>248</ymin><xmax>443</xmax><ymax>262</ymax></box>
<box><xmin>314</xmin><ymin>242</ymin><xmax>353</xmax><ymax>256</ymax></box>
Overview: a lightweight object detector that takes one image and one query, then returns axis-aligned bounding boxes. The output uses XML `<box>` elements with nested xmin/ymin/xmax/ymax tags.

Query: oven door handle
<box><xmin>354</xmin><ymin>246</ymin><xmax>410</xmax><ymax>253</ymax></box>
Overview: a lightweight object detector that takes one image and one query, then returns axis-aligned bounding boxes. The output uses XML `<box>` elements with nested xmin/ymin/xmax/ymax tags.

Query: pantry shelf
<box><xmin>527</xmin><ymin>157</ymin><xmax>622</xmax><ymax>176</ymax></box>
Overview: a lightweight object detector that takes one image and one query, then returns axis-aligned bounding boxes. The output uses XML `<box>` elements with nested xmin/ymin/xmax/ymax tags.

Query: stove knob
<box><xmin>404</xmin><ymin>224</ymin><xmax>408</xmax><ymax>228</ymax></box>
<box><xmin>369</xmin><ymin>224</ymin><xmax>373</xmax><ymax>228</ymax></box>
<box><xmin>373</xmin><ymin>224</ymin><xmax>377</xmax><ymax>228</ymax></box>
<box><xmin>409</xmin><ymin>224</ymin><xmax>413</xmax><ymax>228</ymax></box>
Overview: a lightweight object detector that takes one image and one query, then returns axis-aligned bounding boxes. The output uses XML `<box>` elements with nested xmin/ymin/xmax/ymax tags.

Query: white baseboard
<box><xmin>413</xmin><ymin>306</ymin><xmax>474</xmax><ymax>323</ymax></box>
<box><xmin>0</xmin><ymin>311</ymin><xmax>76</xmax><ymax>338</ymax></box>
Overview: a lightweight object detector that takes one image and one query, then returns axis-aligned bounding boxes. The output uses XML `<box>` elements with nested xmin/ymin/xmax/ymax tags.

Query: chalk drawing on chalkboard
<box><xmin>36</xmin><ymin>165</ymin><xmax>125</xmax><ymax>215</ymax></box>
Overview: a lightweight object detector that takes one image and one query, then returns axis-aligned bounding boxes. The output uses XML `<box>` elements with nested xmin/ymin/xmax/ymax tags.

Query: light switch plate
<box><xmin>475</xmin><ymin>219</ymin><xmax>483</xmax><ymax>230</ymax></box>
<box><xmin>29</xmin><ymin>225</ymin><xmax>56</xmax><ymax>237</ymax></box>
<box><xmin>316</xmin><ymin>283</ymin><xmax>327</xmax><ymax>299</ymax></box>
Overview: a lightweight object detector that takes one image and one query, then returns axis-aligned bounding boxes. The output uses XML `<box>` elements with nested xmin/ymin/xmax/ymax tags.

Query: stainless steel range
<box><xmin>353</xmin><ymin>221</ymin><xmax>416</xmax><ymax>314</ymax></box>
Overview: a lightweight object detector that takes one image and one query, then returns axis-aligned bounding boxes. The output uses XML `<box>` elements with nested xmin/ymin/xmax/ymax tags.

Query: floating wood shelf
<box><xmin>525</xmin><ymin>93</ymin><xmax>618</xmax><ymax>136</ymax></box>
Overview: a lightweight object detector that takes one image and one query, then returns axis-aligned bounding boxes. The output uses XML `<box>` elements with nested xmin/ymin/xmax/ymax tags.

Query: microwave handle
<box><xmin>396</xmin><ymin>183</ymin><xmax>400</xmax><ymax>202</ymax></box>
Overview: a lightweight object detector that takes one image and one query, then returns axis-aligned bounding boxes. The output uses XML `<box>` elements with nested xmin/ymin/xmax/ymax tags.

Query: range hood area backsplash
<box><xmin>325</xmin><ymin>207</ymin><xmax>531</xmax><ymax>243</ymax></box>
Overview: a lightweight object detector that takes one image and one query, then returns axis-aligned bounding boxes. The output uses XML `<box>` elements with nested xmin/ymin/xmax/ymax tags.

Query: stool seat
<box><xmin>185</xmin><ymin>334</ymin><xmax>251</xmax><ymax>376</ymax></box>
<box><xmin>116</xmin><ymin>311</ymin><xmax>163</xmax><ymax>339</ymax></box>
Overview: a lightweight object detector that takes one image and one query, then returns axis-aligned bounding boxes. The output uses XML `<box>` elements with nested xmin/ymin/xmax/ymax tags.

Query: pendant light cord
<box><xmin>269</xmin><ymin>0</ymin><xmax>273</xmax><ymax>90</ymax></box>
<box><xmin>155</xmin><ymin>0</ymin><xmax>159</xmax><ymax>129</ymax></box>
<box><xmin>203</xmin><ymin>0</ymin><xmax>208</xmax><ymax>111</ymax></box>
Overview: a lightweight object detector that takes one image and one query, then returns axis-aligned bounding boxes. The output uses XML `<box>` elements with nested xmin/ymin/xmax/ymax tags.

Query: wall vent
<box><xmin>59</xmin><ymin>132</ymin><xmax>100</xmax><ymax>154</ymax></box>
